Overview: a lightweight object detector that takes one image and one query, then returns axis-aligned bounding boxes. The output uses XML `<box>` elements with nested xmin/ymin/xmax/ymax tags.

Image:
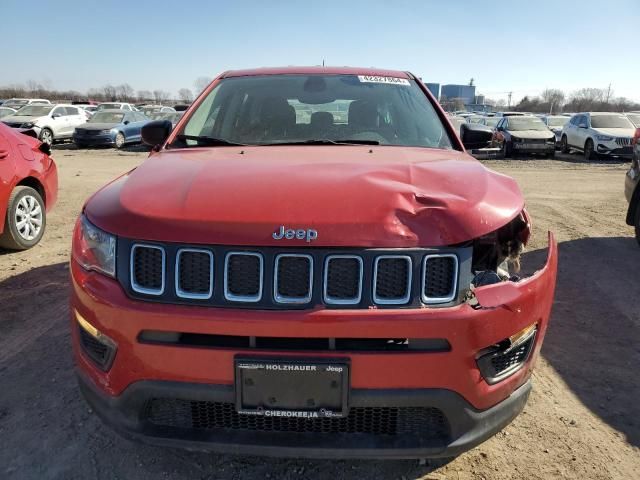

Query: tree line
<box><xmin>0</xmin><ymin>76</ymin><xmax>214</xmax><ymax>105</ymax></box>
<box><xmin>512</xmin><ymin>88</ymin><xmax>640</xmax><ymax>114</ymax></box>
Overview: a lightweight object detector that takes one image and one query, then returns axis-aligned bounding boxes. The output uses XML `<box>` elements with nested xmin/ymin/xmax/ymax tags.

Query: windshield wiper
<box><xmin>174</xmin><ymin>134</ymin><xmax>247</xmax><ymax>147</ymax></box>
<box><xmin>260</xmin><ymin>139</ymin><xmax>380</xmax><ymax>146</ymax></box>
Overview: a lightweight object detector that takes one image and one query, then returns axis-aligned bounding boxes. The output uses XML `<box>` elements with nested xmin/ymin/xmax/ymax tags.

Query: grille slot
<box><xmin>145</xmin><ymin>399</ymin><xmax>450</xmax><ymax>440</ymax></box>
<box><xmin>130</xmin><ymin>244</ymin><xmax>165</xmax><ymax>295</ymax></box>
<box><xmin>274</xmin><ymin>254</ymin><xmax>313</xmax><ymax>303</ymax></box>
<box><xmin>373</xmin><ymin>256</ymin><xmax>412</xmax><ymax>305</ymax></box>
<box><xmin>176</xmin><ymin>249</ymin><xmax>214</xmax><ymax>299</ymax></box>
<box><xmin>422</xmin><ymin>254</ymin><xmax>458</xmax><ymax>304</ymax></box>
<box><xmin>324</xmin><ymin>255</ymin><xmax>363</xmax><ymax>304</ymax></box>
<box><xmin>224</xmin><ymin>252</ymin><xmax>263</xmax><ymax>302</ymax></box>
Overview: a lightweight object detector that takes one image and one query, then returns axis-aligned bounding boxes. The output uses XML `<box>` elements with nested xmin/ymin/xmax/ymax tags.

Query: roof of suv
<box><xmin>221</xmin><ymin>66</ymin><xmax>411</xmax><ymax>78</ymax></box>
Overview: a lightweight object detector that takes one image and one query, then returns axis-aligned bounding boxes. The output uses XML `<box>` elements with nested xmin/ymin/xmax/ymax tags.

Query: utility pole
<box><xmin>507</xmin><ymin>91</ymin><xmax>513</xmax><ymax>109</ymax></box>
<box><xmin>605</xmin><ymin>83</ymin><xmax>612</xmax><ymax>103</ymax></box>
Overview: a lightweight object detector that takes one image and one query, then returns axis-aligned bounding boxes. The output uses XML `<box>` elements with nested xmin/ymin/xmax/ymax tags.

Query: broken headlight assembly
<box><xmin>470</xmin><ymin>209</ymin><xmax>531</xmax><ymax>287</ymax></box>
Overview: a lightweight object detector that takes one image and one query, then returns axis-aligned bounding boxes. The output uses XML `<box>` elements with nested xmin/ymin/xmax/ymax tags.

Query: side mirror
<box><xmin>38</xmin><ymin>142</ymin><xmax>51</xmax><ymax>155</ymax></box>
<box><xmin>141</xmin><ymin>120</ymin><xmax>172</xmax><ymax>147</ymax></box>
<box><xmin>579</xmin><ymin>124</ymin><xmax>587</xmax><ymax>129</ymax></box>
<box><xmin>461</xmin><ymin>123</ymin><xmax>493</xmax><ymax>150</ymax></box>
<box><xmin>52</xmin><ymin>113</ymin><xmax>60</xmax><ymax>119</ymax></box>
<box><xmin>123</xmin><ymin>120</ymin><xmax>130</xmax><ymax>125</ymax></box>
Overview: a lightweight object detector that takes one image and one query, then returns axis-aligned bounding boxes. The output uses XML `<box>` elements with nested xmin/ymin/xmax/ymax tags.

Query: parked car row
<box><xmin>448</xmin><ymin>109</ymin><xmax>638</xmax><ymax>161</ymax></box>
<box><xmin>0</xmin><ymin>100</ymin><xmax>166</xmax><ymax>148</ymax></box>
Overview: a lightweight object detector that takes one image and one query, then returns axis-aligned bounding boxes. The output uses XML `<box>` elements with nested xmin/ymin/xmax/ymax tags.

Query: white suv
<box><xmin>2</xmin><ymin>104</ymin><xmax>87</xmax><ymax>145</ymax></box>
<box><xmin>560</xmin><ymin>112</ymin><xmax>636</xmax><ymax>160</ymax></box>
<box><xmin>95</xmin><ymin>102</ymin><xmax>135</xmax><ymax>111</ymax></box>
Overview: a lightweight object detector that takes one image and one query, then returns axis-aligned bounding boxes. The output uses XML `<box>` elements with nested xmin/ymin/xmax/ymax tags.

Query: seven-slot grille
<box><xmin>126</xmin><ymin>244</ymin><xmax>462</xmax><ymax>308</ymax></box>
<box><xmin>615</xmin><ymin>137</ymin><xmax>632</xmax><ymax>146</ymax></box>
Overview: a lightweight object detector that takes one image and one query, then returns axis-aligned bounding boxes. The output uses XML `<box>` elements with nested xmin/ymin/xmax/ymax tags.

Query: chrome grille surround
<box><xmin>323</xmin><ymin>255</ymin><xmax>364</xmax><ymax>305</ymax></box>
<box><xmin>223</xmin><ymin>252</ymin><xmax>264</xmax><ymax>303</ymax></box>
<box><xmin>130</xmin><ymin>244</ymin><xmax>166</xmax><ymax>296</ymax></box>
<box><xmin>175</xmin><ymin>248</ymin><xmax>214</xmax><ymax>300</ymax></box>
<box><xmin>421</xmin><ymin>254</ymin><xmax>459</xmax><ymax>304</ymax></box>
<box><xmin>273</xmin><ymin>253</ymin><xmax>313</xmax><ymax>304</ymax></box>
<box><xmin>372</xmin><ymin>255</ymin><xmax>412</xmax><ymax>305</ymax></box>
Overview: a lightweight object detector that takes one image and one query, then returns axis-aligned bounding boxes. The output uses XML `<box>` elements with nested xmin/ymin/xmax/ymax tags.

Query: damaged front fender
<box><xmin>472</xmin><ymin>232</ymin><xmax>558</xmax><ymax>310</ymax></box>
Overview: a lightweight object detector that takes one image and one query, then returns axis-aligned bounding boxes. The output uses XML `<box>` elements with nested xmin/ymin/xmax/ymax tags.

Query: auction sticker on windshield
<box><xmin>357</xmin><ymin>75</ymin><xmax>410</xmax><ymax>86</ymax></box>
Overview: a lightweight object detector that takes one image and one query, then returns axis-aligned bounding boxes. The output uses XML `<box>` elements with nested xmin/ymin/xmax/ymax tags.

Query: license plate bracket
<box><xmin>235</xmin><ymin>357</ymin><xmax>349</xmax><ymax>419</ymax></box>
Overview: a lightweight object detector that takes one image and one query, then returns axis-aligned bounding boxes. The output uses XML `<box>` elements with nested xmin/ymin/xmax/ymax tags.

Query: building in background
<box><xmin>424</xmin><ymin>82</ymin><xmax>440</xmax><ymax>100</ymax></box>
<box><xmin>441</xmin><ymin>84</ymin><xmax>476</xmax><ymax>105</ymax></box>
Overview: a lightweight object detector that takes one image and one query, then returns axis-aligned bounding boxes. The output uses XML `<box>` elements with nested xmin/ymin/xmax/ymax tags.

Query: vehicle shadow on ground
<box><xmin>0</xmin><ymin>263</ymin><xmax>451</xmax><ymax>479</ymax></box>
<box><xmin>503</xmin><ymin>151</ymin><xmax>630</xmax><ymax>165</ymax></box>
<box><xmin>53</xmin><ymin>143</ymin><xmax>150</xmax><ymax>153</ymax></box>
<box><xmin>523</xmin><ymin>236</ymin><xmax>640</xmax><ymax>448</ymax></box>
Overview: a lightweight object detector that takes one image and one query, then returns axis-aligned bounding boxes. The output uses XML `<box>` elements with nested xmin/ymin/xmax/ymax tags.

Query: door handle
<box><xmin>0</xmin><ymin>149</ymin><xmax>9</xmax><ymax>159</ymax></box>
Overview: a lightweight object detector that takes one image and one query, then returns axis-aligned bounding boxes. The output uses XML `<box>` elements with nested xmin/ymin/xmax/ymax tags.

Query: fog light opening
<box><xmin>75</xmin><ymin>310</ymin><xmax>117</xmax><ymax>370</ymax></box>
<box><xmin>476</xmin><ymin>323</ymin><xmax>537</xmax><ymax>385</ymax></box>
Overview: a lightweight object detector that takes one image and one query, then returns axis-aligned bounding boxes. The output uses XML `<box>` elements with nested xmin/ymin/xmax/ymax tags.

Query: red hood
<box><xmin>84</xmin><ymin>146</ymin><xmax>524</xmax><ymax>247</ymax></box>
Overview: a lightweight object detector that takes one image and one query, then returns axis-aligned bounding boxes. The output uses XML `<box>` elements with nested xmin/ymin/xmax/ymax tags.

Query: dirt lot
<box><xmin>0</xmin><ymin>146</ymin><xmax>638</xmax><ymax>480</ymax></box>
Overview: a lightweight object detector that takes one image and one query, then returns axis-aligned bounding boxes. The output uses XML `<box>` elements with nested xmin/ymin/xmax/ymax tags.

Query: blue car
<box><xmin>72</xmin><ymin>110</ymin><xmax>150</xmax><ymax>148</ymax></box>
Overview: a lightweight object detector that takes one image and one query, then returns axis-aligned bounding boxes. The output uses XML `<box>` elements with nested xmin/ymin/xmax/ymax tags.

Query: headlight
<box><xmin>596</xmin><ymin>135</ymin><xmax>614</xmax><ymax>141</ymax></box>
<box><xmin>99</xmin><ymin>129</ymin><xmax>112</xmax><ymax>135</ymax></box>
<box><xmin>546</xmin><ymin>137</ymin><xmax>555</xmax><ymax>143</ymax></box>
<box><xmin>72</xmin><ymin>214</ymin><xmax>116</xmax><ymax>277</ymax></box>
<box><xmin>511</xmin><ymin>136</ymin><xmax>522</xmax><ymax>142</ymax></box>
<box><xmin>21</xmin><ymin>122</ymin><xmax>35</xmax><ymax>128</ymax></box>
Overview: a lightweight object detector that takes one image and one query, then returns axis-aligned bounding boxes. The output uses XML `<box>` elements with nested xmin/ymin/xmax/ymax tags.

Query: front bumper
<box><xmin>73</xmin><ymin>133</ymin><xmax>115</xmax><ymax>146</ymax></box>
<box><xmin>70</xmin><ymin>233</ymin><xmax>557</xmax><ymax>456</ymax></box>
<box><xmin>512</xmin><ymin>142</ymin><xmax>555</xmax><ymax>154</ymax></box>
<box><xmin>596</xmin><ymin>141</ymin><xmax>633</xmax><ymax>158</ymax></box>
<box><xmin>77</xmin><ymin>369</ymin><xmax>532</xmax><ymax>459</ymax></box>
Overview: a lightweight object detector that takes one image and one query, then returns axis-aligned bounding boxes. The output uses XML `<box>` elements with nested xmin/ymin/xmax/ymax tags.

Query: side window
<box><xmin>52</xmin><ymin>107</ymin><xmax>65</xmax><ymax>117</ymax></box>
<box><xmin>65</xmin><ymin>107</ymin><xmax>78</xmax><ymax>116</ymax></box>
<box><xmin>136</xmin><ymin>112</ymin><xmax>146</xmax><ymax>122</ymax></box>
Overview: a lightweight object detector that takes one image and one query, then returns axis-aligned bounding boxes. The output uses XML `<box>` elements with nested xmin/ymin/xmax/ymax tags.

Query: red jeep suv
<box><xmin>70</xmin><ymin>67</ymin><xmax>557</xmax><ymax>459</ymax></box>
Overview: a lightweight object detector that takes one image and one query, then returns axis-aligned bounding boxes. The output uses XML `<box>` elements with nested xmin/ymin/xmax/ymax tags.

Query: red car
<box><xmin>70</xmin><ymin>67</ymin><xmax>557</xmax><ymax>459</ymax></box>
<box><xmin>0</xmin><ymin>123</ymin><xmax>57</xmax><ymax>250</ymax></box>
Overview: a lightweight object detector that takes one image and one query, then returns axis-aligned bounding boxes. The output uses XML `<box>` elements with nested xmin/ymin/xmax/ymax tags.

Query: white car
<box><xmin>541</xmin><ymin>115</ymin><xmax>570</xmax><ymax>146</ymax></box>
<box><xmin>560</xmin><ymin>112</ymin><xmax>636</xmax><ymax>160</ymax></box>
<box><xmin>2</xmin><ymin>98</ymin><xmax>50</xmax><ymax>110</ymax></box>
<box><xmin>0</xmin><ymin>107</ymin><xmax>17</xmax><ymax>119</ymax></box>
<box><xmin>2</xmin><ymin>104</ymin><xmax>87</xmax><ymax>145</ymax></box>
<box><xmin>96</xmin><ymin>102</ymin><xmax>135</xmax><ymax>112</ymax></box>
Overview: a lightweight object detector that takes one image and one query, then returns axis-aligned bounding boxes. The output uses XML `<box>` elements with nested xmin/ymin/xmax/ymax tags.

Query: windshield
<box><xmin>14</xmin><ymin>105</ymin><xmax>54</xmax><ymax>116</ymax></box>
<box><xmin>89</xmin><ymin>112</ymin><xmax>124</xmax><ymax>123</ymax></box>
<box><xmin>591</xmin><ymin>115</ymin><xmax>634</xmax><ymax>129</ymax></box>
<box><xmin>484</xmin><ymin>118</ymin><xmax>499</xmax><ymax>127</ymax></box>
<box><xmin>626</xmin><ymin>114</ymin><xmax>640</xmax><ymax>127</ymax></box>
<box><xmin>5</xmin><ymin>99</ymin><xmax>28</xmax><ymax>107</ymax></box>
<box><xmin>97</xmin><ymin>103</ymin><xmax>121</xmax><ymax>111</ymax></box>
<box><xmin>507</xmin><ymin>117</ymin><xmax>549</xmax><ymax>131</ymax></box>
<box><xmin>546</xmin><ymin>116</ymin><xmax>568</xmax><ymax>127</ymax></box>
<box><xmin>177</xmin><ymin>74</ymin><xmax>453</xmax><ymax>149</ymax></box>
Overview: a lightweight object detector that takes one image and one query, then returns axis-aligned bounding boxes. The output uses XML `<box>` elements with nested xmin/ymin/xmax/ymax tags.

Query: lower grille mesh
<box><xmin>491</xmin><ymin>337</ymin><xmax>533</xmax><ymax>375</ymax></box>
<box><xmin>145</xmin><ymin>399</ymin><xmax>449</xmax><ymax>439</ymax></box>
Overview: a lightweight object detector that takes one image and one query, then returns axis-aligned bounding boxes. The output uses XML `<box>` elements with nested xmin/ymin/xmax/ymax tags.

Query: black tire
<box><xmin>39</xmin><ymin>128</ymin><xmax>54</xmax><ymax>146</ymax></box>
<box><xmin>115</xmin><ymin>132</ymin><xmax>126</xmax><ymax>149</ymax></box>
<box><xmin>501</xmin><ymin>140</ymin><xmax>512</xmax><ymax>159</ymax></box>
<box><xmin>74</xmin><ymin>142</ymin><xmax>87</xmax><ymax>149</ymax></box>
<box><xmin>0</xmin><ymin>186</ymin><xmax>46</xmax><ymax>250</ymax></box>
<box><xmin>584</xmin><ymin>139</ymin><xmax>596</xmax><ymax>161</ymax></box>
<box><xmin>561</xmin><ymin>135</ymin><xmax>569</xmax><ymax>153</ymax></box>
<box><xmin>549</xmin><ymin>149</ymin><xmax>556</xmax><ymax>159</ymax></box>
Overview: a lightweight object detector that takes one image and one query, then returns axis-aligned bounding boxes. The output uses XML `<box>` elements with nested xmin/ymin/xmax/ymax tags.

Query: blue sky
<box><xmin>1</xmin><ymin>0</ymin><xmax>638</xmax><ymax>102</ymax></box>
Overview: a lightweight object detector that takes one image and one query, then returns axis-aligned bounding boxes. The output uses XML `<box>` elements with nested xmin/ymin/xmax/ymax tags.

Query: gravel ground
<box><xmin>0</xmin><ymin>145</ymin><xmax>638</xmax><ymax>479</ymax></box>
